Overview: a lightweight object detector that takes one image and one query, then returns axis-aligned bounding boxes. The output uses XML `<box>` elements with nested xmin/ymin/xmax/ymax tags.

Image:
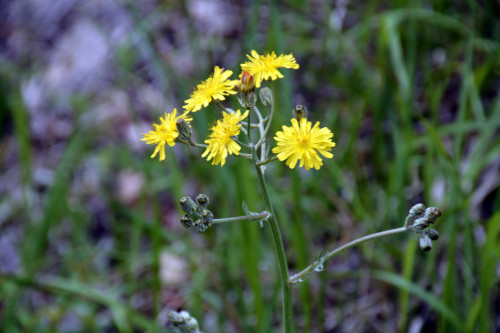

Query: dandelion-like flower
<box><xmin>183</xmin><ymin>66</ymin><xmax>238</xmax><ymax>113</ymax></box>
<box><xmin>202</xmin><ymin>110</ymin><xmax>249</xmax><ymax>166</ymax></box>
<box><xmin>141</xmin><ymin>109</ymin><xmax>192</xmax><ymax>161</ymax></box>
<box><xmin>273</xmin><ymin>118</ymin><xmax>335</xmax><ymax>170</ymax></box>
<box><xmin>240</xmin><ymin>50</ymin><xmax>299</xmax><ymax>88</ymax></box>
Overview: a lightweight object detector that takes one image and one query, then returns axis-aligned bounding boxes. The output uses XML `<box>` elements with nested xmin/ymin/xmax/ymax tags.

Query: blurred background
<box><xmin>1</xmin><ymin>0</ymin><xmax>499</xmax><ymax>332</ymax></box>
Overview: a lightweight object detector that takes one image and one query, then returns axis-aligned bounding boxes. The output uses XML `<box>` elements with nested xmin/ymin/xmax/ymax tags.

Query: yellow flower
<box><xmin>240</xmin><ymin>50</ymin><xmax>299</xmax><ymax>88</ymax></box>
<box><xmin>272</xmin><ymin>118</ymin><xmax>335</xmax><ymax>170</ymax></box>
<box><xmin>202</xmin><ymin>110</ymin><xmax>249</xmax><ymax>166</ymax></box>
<box><xmin>141</xmin><ymin>109</ymin><xmax>192</xmax><ymax>161</ymax></box>
<box><xmin>183</xmin><ymin>66</ymin><xmax>238</xmax><ymax>113</ymax></box>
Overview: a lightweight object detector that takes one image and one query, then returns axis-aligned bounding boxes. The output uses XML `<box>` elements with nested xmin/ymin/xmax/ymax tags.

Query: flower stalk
<box><xmin>212</xmin><ymin>212</ymin><xmax>270</xmax><ymax>224</ymax></box>
<box><xmin>251</xmin><ymin>148</ymin><xmax>294</xmax><ymax>333</ymax></box>
<box><xmin>289</xmin><ymin>227</ymin><xmax>409</xmax><ymax>284</ymax></box>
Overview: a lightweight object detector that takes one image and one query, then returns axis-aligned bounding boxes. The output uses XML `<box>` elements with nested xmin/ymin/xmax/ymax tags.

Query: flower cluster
<box><xmin>142</xmin><ymin>49</ymin><xmax>335</xmax><ymax>170</ymax></box>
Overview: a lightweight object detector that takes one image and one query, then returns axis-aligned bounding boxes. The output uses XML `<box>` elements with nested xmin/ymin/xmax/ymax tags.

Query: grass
<box><xmin>1</xmin><ymin>0</ymin><xmax>499</xmax><ymax>332</ymax></box>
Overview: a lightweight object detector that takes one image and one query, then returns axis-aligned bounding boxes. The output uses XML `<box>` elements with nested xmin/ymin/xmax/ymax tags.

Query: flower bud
<box><xmin>426</xmin><ymin>228</ymin><xmax>440</xmax><ymax>240</ymax></box>
<box><xmin>179</xmin><ymin>196</ymin><xmax>197</xmax><ymax>215</ymax></box>
<box><xmin>194</xmin><ymin>219</ymin><xmax>209</xmax><ymax>233</ymax></box>
<box><xmin>237</xmin><ymin>71</ymin><xmax>255</xmax><ymax>93</ymax></box>
<box><xmin>196</xmin><ymin>194</ymin><xmax>210</xmax><ymax>209</ymax></box>
<box><xmin>185</xmin><ymin>317</ymin><xmax>199</xmax><ymax>330</ymax></box>
<box><xmin>293</xmin><ymin>105</ymin><xmax>308</xmax><ymax>121</ymax></box>
<box><xmin>409</xmin><ymin>203</ymin><xmax>426</xmax><ymax>217</ymax></box>
<box><xmin>201</xmin><ymin>209</ymin><xmax>214</xmax><ymax>225</ymax></box>
<box><xmin>167</xmin><ymin>310</ymin><xmax>200</xmax><ymax>331</ymax></box>
<box><xmin>167</xmin><ymin>311</ymin><xmax>183</xmax><ymax>323</ymax></box>
<box><xmin>176</xmin><ymin>118</ymin><xmax>192</xmax><ymax>143</ymax></box>
<box><xmin>180</xmin><ymin>215</ymin><xmax>193</xmax><ymax>228</ymax></box>
<box><xmin>259</xmin><ymin>87</ymin><xmax>273</xmax><ymax>107</ymax></box>
<box><xmin>419</xmin><ymin>235</ymin><xmax>433</xmax><ymax>251</ymax></box>
<box><xmin>412</xmin><ymin>217</ymin><xmax>430</xmax><ymax>230</ymax></box>
<box><xmin>424</xmin><ymin>207</ymin><xmax>441</xmax><ymax>224</ymax></box>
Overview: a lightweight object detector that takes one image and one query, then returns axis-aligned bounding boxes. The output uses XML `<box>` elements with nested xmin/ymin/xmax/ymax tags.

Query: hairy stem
<box><xmin>289</xmin><ymin>227</ymin><xmax>409</xmax><ymax>284</ymax></box>
<box><xmin>257</xmin><ymin>155</ymin><xmax>278</xmax><ymax>166</ymax></box>
<box><xmin>212</xmin><ymin>212</ymin><xmax>270</xmax><ymax>224</ymax></box>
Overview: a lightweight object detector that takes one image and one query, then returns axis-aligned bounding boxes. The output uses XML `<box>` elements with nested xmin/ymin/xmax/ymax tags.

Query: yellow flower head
<box><xmin>183</xmin><ymin>66</ymin><xmax>238</xmax><ymax>113</ymax></box>
<box><xmin>141</xmin><ymin>109</ymin><xmax>192</xmax><ymax>161</ymax></box>
<box><xmin>240</xmin><ymin>50</ymin><xmax>299</xmax><ymax>88</ymax></box>
<box><xmin>272</xmin><ymin>118</ymin><xmax>335</xmax><ymax>170</ymax></box>
<box><xmin>202</xmin><ymin>110</ymin><xmax>249</xmax><ymax>166</ymax></box>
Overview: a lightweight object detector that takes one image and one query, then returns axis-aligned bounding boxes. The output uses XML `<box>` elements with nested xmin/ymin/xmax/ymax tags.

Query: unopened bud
<box><xmin>167</xmin><ymin>311</ymin><xmax>183</xmax><ymax>323</ymax></box>
<box><xmin>412</xmin><ymin>217</ymin><xmax>430</xmax><ymax>230</ymax></box>
<box><xmin>176</xmin><ymin>118</ymin><xmax>192</xmax><ymax>143</ymax></box>
<box><xmin>426</xmin><ymin>229</ymin><xmax>440</xmax><ymax>240</ymax></box>
<box><xmin>194</xmin><ymin>219</ymin><xmax>209</xmax><ymax>233</ymax></box>
<box><xmin>424</xmin><ymin>207</ymin><xmax>441</xmax><ymax>224</ymax></box>
<box><xmin>237</xmin><ymin>71</ymin><xmax>255</xmax><ymax>93</ymax></box>
<box><xmin>167</xmin><ymin>310</ymin><xmax>200</xmax><ymax>331</ymax></box>
<box><xmin>196</xmin><ymin>194</ymin><xmax>210</xmax><ymax>208</ymax></box>
<box><xmin>185</xmin><ymin>317</ymin><xmax>199</xmax><ymax>330</ymax></box>
<box><xmin>293</xmin><ymin>105</ymin><xmax>308</xmax><ymax>121</ymax></box>
<box><xmin>409</xmin><ymin>203</ymin><xmax>426</xmax><ymax>217</ymax></box>
<box><xmin>202</xmin><ymin>209</ymin><xmax>214</xmax><ymax>225</ymax></box>
<box><xmin>419</xmin><ymin>235</ymin><xmax>433</xmax><ymax>251</ymax></box>
<box><xmin>259</xmin><ymin>87</ymin><xmax>273</xmax><ymax>106</ymax></box>
<box><xmin>180</xmin><ymin>215</ymin><xmax>193</xmax><ymax>228</ymax></box>
<box><xmin>180</xmin><ymin>196</ymin><xmax>197</xmax><ymax>215</ymax></box>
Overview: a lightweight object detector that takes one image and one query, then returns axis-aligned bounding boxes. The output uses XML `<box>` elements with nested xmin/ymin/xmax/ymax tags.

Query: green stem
<box><xmin>289</xmin><ymin>227</ymin><xmax>409</xmax><ymax>284</ymax></box>
<box><xmin>255</xmin><ymin>101</ymin><xmax>275</xmax><ymax>149</ymax></box>
<box><xmin>235</xmin><ymin>138</ymin><xmax>253</xmax><ymax>149</ymax></box>
<box><xmin>216</xmin><ymin>101</ymin><xmax>229</xmax><ymax>113</ymax></box>
<box><xmin>251</xmin><ymin>149</ymin><xmax>294</xmax><ymax>333</ymax></box>
<box><xmin>238</xmin><ymin>153</ymin><xmax>253</xmax><ymax>159</ymax></box>
<box><xmin>257</xmin><ymin>155</ymin><xmax>278</xmax><ymax>166</ymax></box>
<box><xmin>212</xmin><ymin>212</ymin><xmax>270</xmax><ymax>224</ymax></box>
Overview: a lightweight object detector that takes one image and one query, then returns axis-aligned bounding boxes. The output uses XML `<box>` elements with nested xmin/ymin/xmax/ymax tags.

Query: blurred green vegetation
<box><xmin>1</xmin><ymin>0</ymin><xmax>500</xmax><ymax>332</ymax></box>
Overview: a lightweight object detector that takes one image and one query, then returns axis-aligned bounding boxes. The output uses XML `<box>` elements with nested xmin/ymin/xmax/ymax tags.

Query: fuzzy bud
<box><xmin>293</xmin><ymin>105</ymin><xmax>308</xmax><ymax>121</ymax></box>
<box><xmin>194</xmin><ymin>219</ymin><xmax>209</xmax><ymax>233</ymax></box>
<box><xmin>201</xmin><ymin>209</ymin><xmax>214</xmax><ymax>225</ymax></box>
<box><xmin>426</xmin><ymin>229</ymin><xmax>440</xmax><ymax>240</ymax></box>
<box><xmin>419</xmin><ymin>235</ymin><xmax>433</xmax><ymax>251</ymax></box>
<box><xmin>180</xmin><ymin>215</ymin><xmax>193</xmax><ymax>228</ymax></box>
<box><xmin>196</xmin><ymin>194</ymin><xmax>210</xmax><ymax>209</ymax></box>
<box><xmin>176</xmin><ymin>118</ymin><xmax>192</xmax><ymax>143</ymax></box>
<box><xmin>409</xmin><ymin>203</ymin><xmax>426</xmax><ymax>217</ymax></box>
<box><xmin>180</xmin><ymin>196</ymin><xmax>198</xmax><ymax>215</ymax></box>
<box><xmin>424</xmin><ymin>207</ymin><xmax>441</xmax><ymax>224</ymax></box>
<box><xmin>412</xmin><ymin>217</ymin><xmax>430</xmax><ymax>230</ymax></box>
<box><xmin>167</xmin><ymin>310</ymin><xmax>200</xmax><ymax>332</ymax></box>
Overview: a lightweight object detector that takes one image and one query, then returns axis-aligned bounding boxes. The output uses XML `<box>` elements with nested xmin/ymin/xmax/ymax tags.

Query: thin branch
<box><xmin>237</xmin><ymin>153</ymin><xmax>253</xmax><ymax>159</ymax></box>
<box><xmin>289</xmin><ymin>227</ymin><xmax>409</xmax><ymax>284</ymax></box>
<box><xmin>235</xmin><ymin>138</ymin><xmax>253</xmax><ymax>149</ymax></box>
<box><xmin>212</xmin><ymin>212</ymin><xmax>270</xmax><ymax>224</ymax></box>
<box><xmin>257</xmin><ymin>155</ymin><xmax>278</xmax><ymax>166</ymax></box>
